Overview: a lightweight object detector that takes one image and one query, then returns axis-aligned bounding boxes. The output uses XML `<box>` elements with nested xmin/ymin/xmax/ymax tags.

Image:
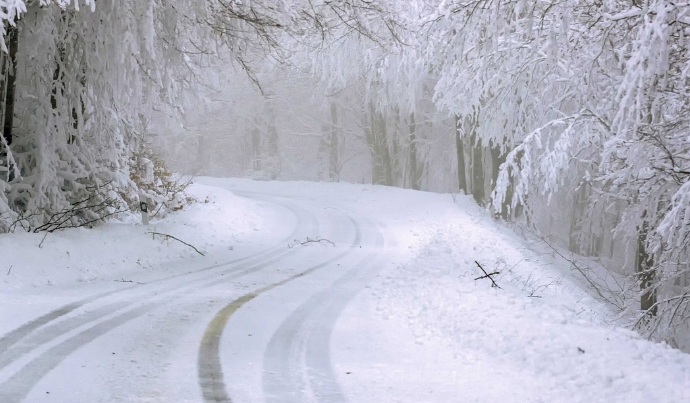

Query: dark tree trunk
<box><xmin>463</xmin><ymin>107</ymin><xmax>484</xmax><ymax>205</ymax></box>
<box><xmin>51</xmin><ymin>50</ymin><xmax>61</xmax><ymax>111</ymax></box>
<box><xmin>489</xmin><ymin>143</ymin><xmax>508</xmax><ymax>218</ymax></box>
<box><xmin>489</xmin><ymin>144</ymin><xmax>505</xmax><ymax>190</ymax></box>
<box><xmin>471</xmin><ymin>136</ymin><xmax>484</xmax><ymax>205</ymax></box>
<box><xmin>501</xmin><ymin>176</ymin><xmax>514</xmax><ymax>220</ymax></box>
<box><xmin>1</xmin><ymin>23</ymin><xmax>19</xmax><ymax>182</ymax></box>
<box><xmin>455</xmin><ymin>115</ymin><xmax>467</xmax><ymax>193</ymax></box>
<box><xmin>3</xmin><ymin>23</ymin><xmax>19</xmax><ymax>147</ymax></box>
<box><xmin>637</xmin><ymin>218</ymin><xmax>657</xmax><ymax>315</ymax></box>
<box><xmin>469</xmin><ymin>107</ymin><xmax>484</xmax><ymax>205</ymax></box>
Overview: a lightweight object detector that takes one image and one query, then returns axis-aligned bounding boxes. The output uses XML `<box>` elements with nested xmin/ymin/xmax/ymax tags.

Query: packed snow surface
<box><xmin>1</xmin><ymin>178</ymin><xmax>689</xmax><ymax>403</ymax></box>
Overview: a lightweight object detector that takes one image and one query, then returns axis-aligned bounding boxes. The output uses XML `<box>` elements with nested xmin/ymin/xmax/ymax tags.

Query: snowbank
<box><xmin>0</xmin><ymin>184</ymin><xmax>264</xmax><ymax>293</ymax></box>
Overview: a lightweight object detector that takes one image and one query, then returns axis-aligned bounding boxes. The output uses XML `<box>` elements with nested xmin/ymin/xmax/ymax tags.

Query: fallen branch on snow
<box><xmin>474</xmin><ymin>261</ymin><xmax>501</xmax><ymax>289</ymax></box>
<box><xmin>147</xmin><ymin>231</ymin><xmax>205</xmax><ymax>256</ymax></box>
<box><xmin>288</xmin><ymin>237</ymin><xmax>336</xmax><ymax>249</ymax></box>
<box><xmin>114</xmin><ymin>278</ymin><xmax>143</xmax><ymax>284</ymax></box>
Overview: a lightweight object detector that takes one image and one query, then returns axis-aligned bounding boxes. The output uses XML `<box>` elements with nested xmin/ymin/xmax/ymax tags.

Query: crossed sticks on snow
<box><xmin>474</xmin><ymin>261</ymin><xmax>501</xmax><ymax>289</ymax></box>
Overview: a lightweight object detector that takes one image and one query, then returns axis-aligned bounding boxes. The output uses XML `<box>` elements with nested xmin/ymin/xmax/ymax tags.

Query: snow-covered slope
<box><xmin>1</xmin><ymin>184</ymin><xmax>264</xmax><ymax>290</ymax></box>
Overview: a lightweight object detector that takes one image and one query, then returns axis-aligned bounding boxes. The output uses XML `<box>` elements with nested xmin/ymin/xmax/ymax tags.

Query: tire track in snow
<box><xmin>0</xmin><ymin>303</ymin><xmax>157</xmax><ymax>403</ymax></box>
<box><xmin>197</xmin><ymin>215</ymin><xmax>363</xmax><ymax>403</ymax></box>
<box><xmin>0</xmin><ymin>195</ymin><xmax>321</xmax><ymax>402</ymax></box>
<box><xmin>0</xmin><ymin>244</ymin><xmax>300</xmax><ymax>377</ymax></box>
<box><xmin>262</xmin><ymin>218</ymin><xmax>385</xmax><ymax>403</ymax></box>
<box><xmin>0</xmin><ymin>247</ymin><xmax>326</xmax><ymax>403</ymax></box>
<box><xmin>0</xmin><ymin>194</ymin><xmax>309</xmax><ymax>355</ymax></box>
<box><xmin>0</xmin><ymin>301</ymin><xmax>129</xmax><ymax>372</ymax></box>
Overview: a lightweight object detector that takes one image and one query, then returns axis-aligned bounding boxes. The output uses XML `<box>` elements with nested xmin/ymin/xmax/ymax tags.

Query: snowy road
<box><xmin>0</xmin><ymin>189</ymin><xmax>389</xmax><ymax>403</ymax></box>
<box><xmin>197</xmin><ymin>192</ymin><xmax>386</xmax><ymax>403</ymax></box>
<box><xmin>2</xmin><ymin>179</ymin><xmax>690</xmax><ymax>403</ymax></box>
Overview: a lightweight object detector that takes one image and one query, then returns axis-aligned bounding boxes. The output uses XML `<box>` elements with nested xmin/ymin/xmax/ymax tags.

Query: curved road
<box><xmin>0</xmin><ymin>189</ymin><xmax>388</xmax><ymax>403</ymax></box>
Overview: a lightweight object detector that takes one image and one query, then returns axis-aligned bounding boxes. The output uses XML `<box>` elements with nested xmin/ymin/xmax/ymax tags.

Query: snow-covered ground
<box><xmin>1</xmin><ymin>178</ymin><xmax>689</xmax><ymax>403</ymax></box>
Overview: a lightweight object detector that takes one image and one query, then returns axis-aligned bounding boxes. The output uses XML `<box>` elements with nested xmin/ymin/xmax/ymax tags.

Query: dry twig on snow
<box><xmin>474</xmin><ymin>261</ymin><xmax>501</xmax><ymax>289</ymax></box>
<box><xmin>114</xmin><ymin>278</ymin><xmax>143</xmax><ymax>284</ymax></box>
<box><xmin>288</xmin><ymin>237</ymin><xmax>336</xmax><ymax>248</ymax></box>
<box><xmin>147</xmin><ymin>231</ymin><xmax>205</xmax><ymax>256</ymax></box>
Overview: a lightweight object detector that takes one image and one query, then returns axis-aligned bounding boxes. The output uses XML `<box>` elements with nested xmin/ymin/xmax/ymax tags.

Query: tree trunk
<box><xmin>1</xmin><ymin>23</ymin><xmax>19</xmax><ymax>182</ymax></box>
<box><xmin>637</xmin><ymin>218</ymin><xmax>657</xmax><ymax>315</ymax></box>
<box><xmin>365</xmin><ymin>106</ymin><xmax>380</xmax><ymax>184</ymax></box>
<box><xmin>379</xmin><ymin>115</ymin><xmax>393</xmax><ymax>186</ymax></box>
<box><xmin>364</xmin><ymin>112</ymin><xmax>376</xmax><ymax>184</ymax></box>
<box><xmin>489</xmin><ymin>143</ymin><xmax>508</xmax><ymax>217</ymax></box>
<box><xmin>329</xmin><ymin>102</ymin><xmax>340</xmax><ymax>182</ymax></box>
<box><xmin>318</xmin><ymin>122</ymin><xmax>330</xmax><ymax>180</ymax></box>
<box><xmin>266</xmin><ymin>106</ymin><xmax>279</xmax><ymax>180</ymax></box>
<box><xmin>489</xmin><ymin>144</ymin><xmax>505</xmax><ymax>191</ymax></box>
<box><xmin>3</xmin><ymin>23</ymin><xmax>19</xmax><ymax>148</ymax></box>
<box><xmin>367</xmin><ymin>103</ymin><xmax>393</xmax><ymax>186</ymax></box>
<box><xmin>391</xmin><ymin>110</ymin><xmax>403</xmax><ymax>187</ymax></box>
<box><xmin>455</xmin><ymin>115</ymin><xmax>467</xmax><ymax>193</ymax></box>
<box><xmin>568</xmin><ymin>183</ymin><xmax>588</xmax><ymax>252</ymax></box>
<box><xmin>470</xmin><ymin>113</ymin><xmax>484</xmax><ymax>205</ymax></box>
<box><xmin>408</xmin><ymin>113</ymin><xmax>420</xmax><ymax>190</ymax></box>
<box><xmin>251</xmin><ymin>123</ymin><xmax>261</xmax><ymax>172</ymax></box>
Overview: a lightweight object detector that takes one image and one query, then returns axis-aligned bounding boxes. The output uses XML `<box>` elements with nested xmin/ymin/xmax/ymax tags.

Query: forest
<box><xmin>2</xmin><ymin>0</ymin><xmax>690</xmax><ymax>349</ymax></box>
